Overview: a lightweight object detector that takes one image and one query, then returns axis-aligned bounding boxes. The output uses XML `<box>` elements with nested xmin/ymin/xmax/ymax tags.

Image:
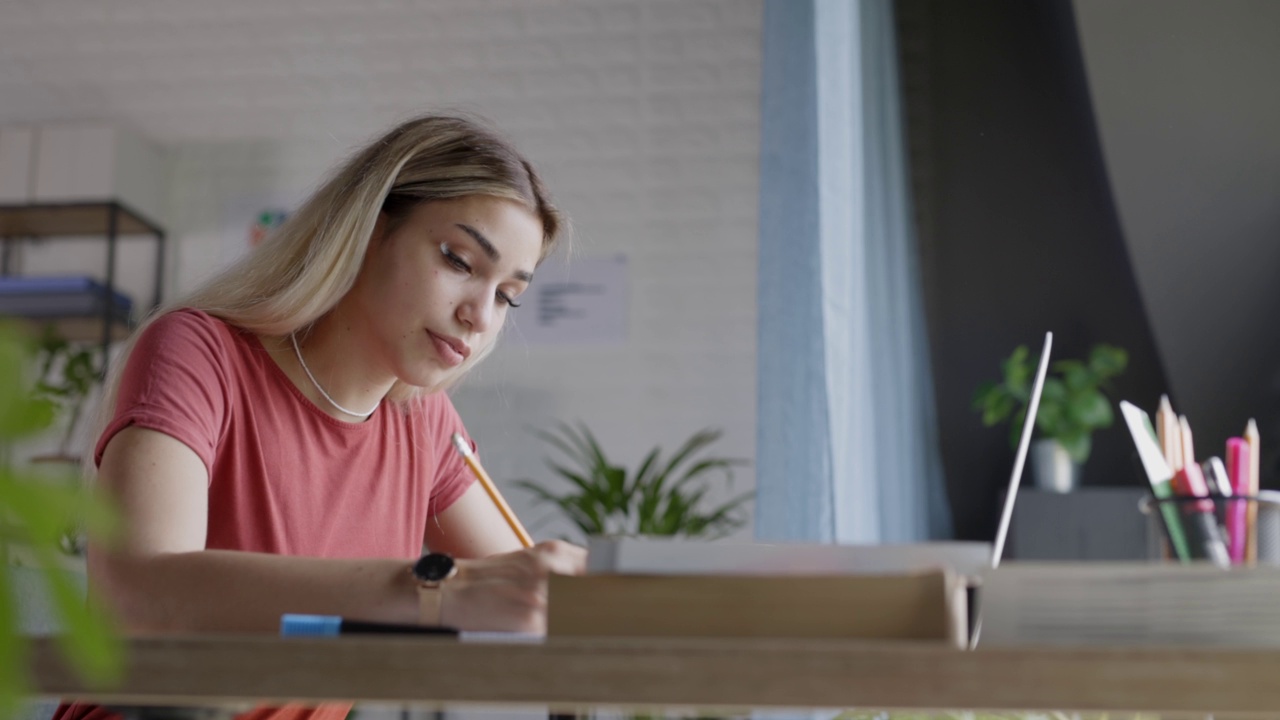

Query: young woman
<box><xmin>83</xmin><ymin>114</ymin><xmax>586</xmax><ymax>641</ymax></box>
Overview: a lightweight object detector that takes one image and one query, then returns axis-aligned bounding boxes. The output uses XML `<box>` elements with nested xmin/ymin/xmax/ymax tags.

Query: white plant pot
<box><xmin>1029</xmin><ymin>438</ymin><xmax>1081</xmax><ymax>493</ymax></box>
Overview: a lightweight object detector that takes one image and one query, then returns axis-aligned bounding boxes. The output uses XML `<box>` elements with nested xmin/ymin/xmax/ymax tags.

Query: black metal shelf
<box><xmin>0</xmin><ymin>200</ymin><xmax>166</xmax><ymax>370</ymax></box>
<box><xmin>0</xmin><ymin>201</ymin><xmax>164</xmax><ymax>238</ymax></box>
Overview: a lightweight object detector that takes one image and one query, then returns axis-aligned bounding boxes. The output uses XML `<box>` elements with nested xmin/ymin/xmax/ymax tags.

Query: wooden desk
<box><xmin>28</xmin><ymin>635</ymin><xmax>1280</xmax><ymax>716</ymax></box>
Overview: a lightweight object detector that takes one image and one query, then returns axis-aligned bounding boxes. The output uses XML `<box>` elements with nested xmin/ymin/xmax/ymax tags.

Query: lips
<box><xmin>427</xmin><ymin>330</ymin><xmax>470</xmax><ymax>367</ymax></box>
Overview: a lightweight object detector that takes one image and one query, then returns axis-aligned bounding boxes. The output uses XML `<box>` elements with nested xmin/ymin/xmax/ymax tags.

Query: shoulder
<box><xmin>145</xmin><ymin>307</ymin><xmax>232</xmax><ymax>339</ymax></box>
<box><xmin>101</xmin><ymin>310</ymin><xmax>245</xmax><ymax>472</ymax></box>
<box><xmin>126</xmin><ymin>309</ymin><xmax>258</xmax><ymax>381</ymax></box>
<box><xmin>136</xmin><ymin>308</ymin><xmax>243</xmax><ymax>353</ymax></box>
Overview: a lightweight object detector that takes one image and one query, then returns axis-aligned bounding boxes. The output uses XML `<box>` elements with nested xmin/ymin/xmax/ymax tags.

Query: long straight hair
<box><xmin>87</xmin><ymin>114</ymin><xmax>565</xmax><ymax>476</ymax></box>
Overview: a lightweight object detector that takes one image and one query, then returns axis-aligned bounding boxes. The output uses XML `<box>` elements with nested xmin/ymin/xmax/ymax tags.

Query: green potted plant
<box><xmin>32</xmin><ymin>326</ymin><xmax>104</xmax><ymax>465</ymax></box>
<box><xmin>971</xmin><ymin>343</ymin><xmax>1128</xmax><ymax>492</ymax></box>
<box><xmin>0</xmin><ymin>322</ymin><xmax>121</xmax><ymax>720</ymax></box>
<box><xmin>515</xmin><ymin>423</ymin><xmax>752</xmax><ymax>541</ymax></box>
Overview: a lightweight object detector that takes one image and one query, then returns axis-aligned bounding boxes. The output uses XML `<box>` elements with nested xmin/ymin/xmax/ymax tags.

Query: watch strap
<box><xmin>417</xmin><ymin>582</ymin><xmax>445</xmax><ymax>626</ymax></box>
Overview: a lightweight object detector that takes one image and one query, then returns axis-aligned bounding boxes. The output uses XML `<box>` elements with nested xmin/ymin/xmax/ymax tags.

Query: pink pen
<box><xmin>1226</xmin><ymin>438</ymin><xmax>1251</xmax><ymax>565</ymax></box>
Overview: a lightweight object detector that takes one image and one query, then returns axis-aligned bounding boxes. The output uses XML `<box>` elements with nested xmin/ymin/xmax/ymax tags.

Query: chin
<box><xmin>405</xmin><ymin>367</ymin><xmax>461</xmax><ymax>394</ymax></box>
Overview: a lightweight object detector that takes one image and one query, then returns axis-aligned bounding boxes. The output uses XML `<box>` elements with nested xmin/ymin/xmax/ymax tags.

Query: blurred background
<box><xmin>1</xmin><ymin>0</ymin><xmax>1277</xmax><ymax>553</ymax></box>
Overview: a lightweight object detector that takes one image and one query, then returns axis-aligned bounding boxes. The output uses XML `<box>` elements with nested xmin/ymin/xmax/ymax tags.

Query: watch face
<box><xmin>413</xmin><ymin>552</ymin><xmax>456</xmax><ymax>583</ymax></box>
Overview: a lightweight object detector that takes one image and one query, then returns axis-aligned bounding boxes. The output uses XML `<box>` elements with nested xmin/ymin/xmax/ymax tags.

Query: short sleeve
<box><xmin>421</xmin><ymin>393</ymin><xmax>478</xmax><ymax>517</ymax></box>
<box><xmin>94</xmin><ymin>309</ymin><xmax>232</xmax><ymax>477</ymax></box>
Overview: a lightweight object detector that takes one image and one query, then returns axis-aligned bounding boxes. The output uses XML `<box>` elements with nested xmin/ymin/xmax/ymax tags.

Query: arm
<box><xmin>92</xmin><ymin>426</ymin><xmax>584</xmax><ymax>635</ymax></box>
<box><xmin>423</xmin><ymin>482</ymin><xmax>526</xmax><ymax>558</ymax></box>
<box><xmin>90</xmin><ymin>427</ymin><xmax>421</xmax><ymax>634</ymax></box>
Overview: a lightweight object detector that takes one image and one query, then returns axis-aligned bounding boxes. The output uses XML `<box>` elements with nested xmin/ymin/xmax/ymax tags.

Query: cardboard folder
<box><xmin>548</xmin><ymin>569</ymin><xmax>966</xmax><ymax>647</ymax></box>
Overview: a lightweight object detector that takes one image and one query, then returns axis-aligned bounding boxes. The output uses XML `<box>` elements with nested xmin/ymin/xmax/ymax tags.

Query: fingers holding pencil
<box><xmin>442</xmin><ymin>540</ymin><xmax>586</xmax><ymax>633</ymax></box>
<box><xmin>442</xmin><ymin>432</ymin><xmax>587</xmax><ymax>633</ymax></box>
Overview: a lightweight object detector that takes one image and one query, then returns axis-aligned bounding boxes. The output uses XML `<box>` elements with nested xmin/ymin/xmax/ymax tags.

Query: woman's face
<box><xmin>349</xmin><ymin>195</ymin><xmax>544</xmax><ymax>391</ymax></box>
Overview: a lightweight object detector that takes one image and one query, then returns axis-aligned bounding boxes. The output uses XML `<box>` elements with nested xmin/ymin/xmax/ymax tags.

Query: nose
<box><xmin>456</xmin><ymin>290</ymin><xmax>497</xmax><ymax>334</ymax></box>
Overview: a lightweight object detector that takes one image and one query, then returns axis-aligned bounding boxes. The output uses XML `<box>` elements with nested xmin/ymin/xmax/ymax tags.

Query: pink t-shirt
<box><xmin>95</xmin><ymin>308</ymin><xmax>475</xmax><ymax>559</ymax></box>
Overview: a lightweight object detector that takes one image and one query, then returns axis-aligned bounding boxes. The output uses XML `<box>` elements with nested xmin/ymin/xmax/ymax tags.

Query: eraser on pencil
<box><xmin>281</xmin><ymin>613</ymin><xmax>342</xmax><ymax>637</ymax></box>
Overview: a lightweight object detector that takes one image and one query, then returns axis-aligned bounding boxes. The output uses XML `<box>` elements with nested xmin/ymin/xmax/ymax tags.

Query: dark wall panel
<box><xmin>895</xmin><ymin>0</ymin><xmax>1169</xmax><ymax>541</ymax></box>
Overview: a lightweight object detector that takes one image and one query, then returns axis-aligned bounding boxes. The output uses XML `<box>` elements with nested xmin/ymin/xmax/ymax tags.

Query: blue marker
<box><xmin>281</xmin><ymin>614</ymin><xmax>457</xmax><ymax>637</ymax></box>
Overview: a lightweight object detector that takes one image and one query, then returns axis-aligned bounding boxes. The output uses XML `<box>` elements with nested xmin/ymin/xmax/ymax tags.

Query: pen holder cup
<box><xmin>1139</xmin><ymin>494</ymin><xmax>1280</xmax><ymax>565</ymax></box>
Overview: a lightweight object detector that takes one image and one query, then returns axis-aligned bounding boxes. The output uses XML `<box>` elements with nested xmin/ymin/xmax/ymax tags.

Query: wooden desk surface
<box><xmin>28</xmin><ymin>635</ymin><xmax>1280</xmax><ymax>715</ymax></box>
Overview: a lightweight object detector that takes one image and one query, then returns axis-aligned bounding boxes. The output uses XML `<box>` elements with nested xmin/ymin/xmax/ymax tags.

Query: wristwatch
<box><xmin>411</xmin><ymin>552</ymin><xmax>458</xmax><ymax>626</ymax></box>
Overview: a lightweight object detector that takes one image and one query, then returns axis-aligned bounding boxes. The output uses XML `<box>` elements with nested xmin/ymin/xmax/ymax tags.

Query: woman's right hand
<box><xmin>439</xmin><ymin>540</ymin><xmax>587</xmax><ymax>633</ymax></box>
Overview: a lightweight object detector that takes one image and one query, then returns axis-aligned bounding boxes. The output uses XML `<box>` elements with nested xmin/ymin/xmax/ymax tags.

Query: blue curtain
<box><xmin>756</xmin><ymin>0</ymin><xmax>952</xmax><ymax>544</ymax></box>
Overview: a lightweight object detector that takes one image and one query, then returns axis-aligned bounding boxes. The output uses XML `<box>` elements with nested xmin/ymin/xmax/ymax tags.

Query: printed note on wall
<box><xmin>512</xmin><ymin>253</ymin><xmax>628</xmax><ymax>345</ymax></box>
<box><xmin>221</xmin><ymin>192</ymin><xmax>299</xmax><ymax>268</ymax></box>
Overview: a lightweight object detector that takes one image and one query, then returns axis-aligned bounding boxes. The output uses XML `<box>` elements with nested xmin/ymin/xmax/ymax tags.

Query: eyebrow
<box><xmin>456</xmin><ymin>223</ymin><xmax>534</xmax><ymax>283</ymax></box>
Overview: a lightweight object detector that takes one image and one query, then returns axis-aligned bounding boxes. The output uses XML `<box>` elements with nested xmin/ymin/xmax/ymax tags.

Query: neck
<box><xmin>273</xmin><ymin>311</ymin><xmax>395</xmax><ymax>422</ymax></box>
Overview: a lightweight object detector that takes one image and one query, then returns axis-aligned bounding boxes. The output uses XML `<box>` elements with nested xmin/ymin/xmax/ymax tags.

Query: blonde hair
<box><xmin>87</xmin><ymin>114</ymin><xmax>565</xmax><ymax>476</ymax></box>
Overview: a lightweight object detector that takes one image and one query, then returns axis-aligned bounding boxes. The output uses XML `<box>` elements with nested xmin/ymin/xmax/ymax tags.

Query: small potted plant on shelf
<box><xmin>515</xmin><ymin>422</ymin><xmax>752</xmax><ymax>541</ymax></box>
<box><xmin>972</xmin><ymin>342</ymin><xmax>1128</xmax><ymax>492</ymax></box>
<box><xmin>31</xmin><ymin>325</ymin><xmax>104</xmax><ymax>466</ymax></box>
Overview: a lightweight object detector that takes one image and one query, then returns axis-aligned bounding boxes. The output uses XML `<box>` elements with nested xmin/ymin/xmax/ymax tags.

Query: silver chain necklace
<box><xmin>289</xmin><ymin>333</ymin><xmax>379</xmax><ymax>419</ymax></box>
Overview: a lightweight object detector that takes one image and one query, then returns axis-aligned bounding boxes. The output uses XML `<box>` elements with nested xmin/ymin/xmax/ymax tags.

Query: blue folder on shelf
<box><xmin>0</xmin><ymin>275</ymin><xmax>134</xmax><ymax>321</ymax></box>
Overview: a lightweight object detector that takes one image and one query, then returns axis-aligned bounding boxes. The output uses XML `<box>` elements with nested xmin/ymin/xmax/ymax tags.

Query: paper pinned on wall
<box><xmin>220</xmin><ymin>192</ymin><xmax>299</xmax><ymax>268</ymax></box>
<box><xmin>512</xmin><ymin>253</ymin><xmax>628</xmax><ymax>345</ymax></box>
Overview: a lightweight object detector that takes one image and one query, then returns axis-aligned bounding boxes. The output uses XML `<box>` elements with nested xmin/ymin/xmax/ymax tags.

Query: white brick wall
<box><xmin>2</xmin><ymin>0</ymin><xmax>763</xmax><ymax>542</ymax></box>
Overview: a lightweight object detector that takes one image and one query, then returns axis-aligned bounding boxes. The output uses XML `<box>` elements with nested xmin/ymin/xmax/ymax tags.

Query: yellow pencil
<box><xmin>1246</xmin><ymin>419</ymin><xmax>1261</xmax><ymax>564</ymax></box>
<box><xmin>451</xmin><ymin>432</ymin><xmax>534</xmax><ymax>548</ymax></box>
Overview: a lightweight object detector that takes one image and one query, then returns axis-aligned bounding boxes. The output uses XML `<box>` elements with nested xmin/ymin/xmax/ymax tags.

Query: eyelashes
<box><xmin>440</xmin><ymin>242</ymin><xmax>470</xmax><ymax>272</ymax></box>
<box><xmin>439</xmin><ymin>242</ymin><xmax>522</xmax><ymax>308</ymax></box>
